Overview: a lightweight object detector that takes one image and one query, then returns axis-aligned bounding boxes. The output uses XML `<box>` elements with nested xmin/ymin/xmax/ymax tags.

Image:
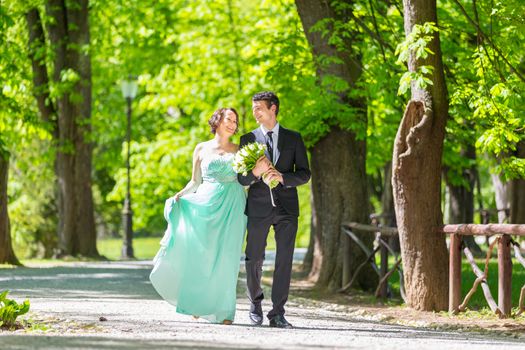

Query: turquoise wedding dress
<box><xmin>150</xmin><ymin>152</ymin><xmax>247</xmax><ymax>323</ymax></box>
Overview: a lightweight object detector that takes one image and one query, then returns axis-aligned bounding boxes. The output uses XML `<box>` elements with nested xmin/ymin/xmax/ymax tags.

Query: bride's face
<box><xmin>217</xmin><ymin>110</ymin><xmax>238</xmax><ymax>136</ymax></box>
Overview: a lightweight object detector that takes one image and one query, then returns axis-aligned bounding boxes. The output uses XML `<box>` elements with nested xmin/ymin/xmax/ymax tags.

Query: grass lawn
<box><xmin>97</xmin><ymin>236</ymin><xmax>161</xmax><ymax>261</ymax></box>
<box><xmin>460</xmin><ymin>259</ymin><xmax>525</xmax><ymax>310</ymax></box>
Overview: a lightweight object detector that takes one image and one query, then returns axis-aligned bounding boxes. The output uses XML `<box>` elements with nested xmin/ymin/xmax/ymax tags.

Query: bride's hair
<box><xmin>209</xmin><ymin>108</ymin><xmax>239</xmax><ymax>134</ymax></box>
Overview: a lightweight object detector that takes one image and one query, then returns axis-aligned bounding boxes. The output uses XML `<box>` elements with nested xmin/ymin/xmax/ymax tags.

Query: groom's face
<box><xmin>252</xmin><ymin>100</ymin><xmax>276</xmax><ymax>127</ymax></box>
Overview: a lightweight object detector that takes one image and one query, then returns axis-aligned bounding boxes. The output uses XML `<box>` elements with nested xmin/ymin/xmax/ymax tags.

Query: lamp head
<box><xmin>121</xmin><ymin>75</ymin><xmax>138</xmax><ymax>99</ymax></box>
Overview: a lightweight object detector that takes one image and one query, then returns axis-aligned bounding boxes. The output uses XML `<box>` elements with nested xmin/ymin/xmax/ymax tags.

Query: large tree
<box><xmin>0</xmin><ymin>147</ymin><xmax>20</xmax><ymax>265</ymax></box>
<box><xmin>295</xmin><ymin>0</ymin><xmax>376</xmax><ymax>290</ymax></box>
<box><xmin>26</xmin><ymin>1</ymin><xmax>98</xmax><ymax>257</ymax></box>
<box><xmin>392</xmin><ymin>0</ymin><xmax>449</xmax><ymax>310</ymax></box>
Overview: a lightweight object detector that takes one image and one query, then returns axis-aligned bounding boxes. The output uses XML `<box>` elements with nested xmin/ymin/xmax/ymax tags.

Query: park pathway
<box><xmin>1</xmin><ymin>260</ymin><xmax>524</xmax><ymax>350</ymax></box>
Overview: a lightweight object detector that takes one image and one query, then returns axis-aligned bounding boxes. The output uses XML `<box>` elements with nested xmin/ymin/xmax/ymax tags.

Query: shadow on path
<box><xmin>0</xmin><ymin>335</ymin><xmax>255</xmax><ymax>350</ymax></box>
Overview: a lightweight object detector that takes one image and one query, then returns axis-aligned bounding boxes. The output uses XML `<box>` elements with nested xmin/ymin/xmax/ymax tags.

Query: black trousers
<box><xmin>245</xmin><ymin>206</ymin><xmax>298</xmax><ymax>319</ymax></box>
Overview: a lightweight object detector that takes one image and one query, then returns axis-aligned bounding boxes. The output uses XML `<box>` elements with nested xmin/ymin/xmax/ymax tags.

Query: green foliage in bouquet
<box><xmin>232</xmin><ymin>143</ymin><xmax>279</xmax><ymax>189</ymax></box>
<box><xmin>0</xmin><ymin>290</ymin><xmax>30</xmax><ymax>329</ymax></box>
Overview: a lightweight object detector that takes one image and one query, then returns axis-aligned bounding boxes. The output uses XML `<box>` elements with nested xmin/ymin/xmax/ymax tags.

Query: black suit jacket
<box><xmin>238</xmin><ymin>126</ymin><xmax>311</xmax><ymax>217</ymax></box>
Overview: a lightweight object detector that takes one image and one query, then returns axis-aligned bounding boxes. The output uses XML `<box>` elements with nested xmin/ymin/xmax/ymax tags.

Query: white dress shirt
<box><xmin>261</xmin><ymin>123</ymin><xmax>280</xmax><ymax>164</ymax></box>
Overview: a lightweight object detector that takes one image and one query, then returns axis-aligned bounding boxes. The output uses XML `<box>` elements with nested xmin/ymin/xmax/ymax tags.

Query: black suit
<box><xmin>238</xmin><ymin>125</ymin><xmax>310</xmax><ymax>319</ymax></box>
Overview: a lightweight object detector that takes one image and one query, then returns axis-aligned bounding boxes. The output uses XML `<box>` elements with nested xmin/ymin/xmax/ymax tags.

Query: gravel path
<box><xmin>1</xmin><ymin>260</ymin><xmax>524</xmax><ymax>350</ymax></box>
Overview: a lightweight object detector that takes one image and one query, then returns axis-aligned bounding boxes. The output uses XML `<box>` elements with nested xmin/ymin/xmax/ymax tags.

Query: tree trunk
<box><xmin>510</xmin><ymin>141</ymin><xmax>525</xmax><ymax>224</ymax></box>
<box><xmin>69</xmin><ymin>0</ymin><xmax>98</xmax><ymax>256</ymax></box>
<box><xmin>295</xmin><ymin>0</ymin><xmax>376</xmax><ymax>291</ymax></box>
<box><xmin>36</xmin><ymin>0</ymin><xmax>99</xmax><ymax>257</ymax></box>
<box><xmin>26</xmin><ymin>9</ymin><xmax>56</xmax><ymax>129</ymax></box>
<box><xmin>392</xmin><ymin>0</ymin><xmax>449</xmax><ymax>311</ymax></box>
<box><xmin>310</xmin><ymin>127</ymin><xmax>374</xmax><ymax>290</ymax></box>
<box><xmin>491</xmin><ymin>172</ymin><xmax>510</xmax><ymax>223</ymax></box>
<box><xmin>445</xmin><ymin>146</ymin><xmax>482</xmax><ymax>255</ymax></box>
<box><xmin>0</xmin><ymin>153</ymin><xmax>21</xmax><ymax>265</ymax></box>
<box><xmin>26</xmin><ymin>8</ymin><xmax>60</xmax><ymax>258</ymax></box>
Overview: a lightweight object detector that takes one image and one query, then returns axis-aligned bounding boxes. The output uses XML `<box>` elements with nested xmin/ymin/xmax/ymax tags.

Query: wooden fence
<box><xmin>442</xmin><ymin>224</ymin><xmax>525</xmax><ymax>318</ymax></box>
<box><xmin>342</xmin><ymin>221</ymin><xmax>525</xmax><ymax>318</ymax></box>
<box><xmin>340</xmin><ymin>222</ymin><xmax>404</xmax><ymax>301</ymax></box>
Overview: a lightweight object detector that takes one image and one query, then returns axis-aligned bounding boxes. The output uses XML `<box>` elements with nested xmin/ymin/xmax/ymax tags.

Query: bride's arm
<box><xmin>174</xmin><ymin>144</ymin><xmax>203</xmax><ymax>200</ymax></box>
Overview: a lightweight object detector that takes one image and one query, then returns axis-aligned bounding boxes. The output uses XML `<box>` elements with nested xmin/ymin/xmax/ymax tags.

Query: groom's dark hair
<box><xmin>252</xmin><ymin>91</ymin><xmax>279</xmax><ymax>116</ymax></box>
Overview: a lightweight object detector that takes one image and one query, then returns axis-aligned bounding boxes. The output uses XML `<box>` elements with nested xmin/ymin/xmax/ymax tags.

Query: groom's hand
<box><xmin>252</xmin><ymin>156</ymin><xmax>271</xmax><ymax>178</ymax></box>
<box><xmin>265</xmin><ymin>168</ymin><xmax>283</xmax><ymax>184</ymax></box>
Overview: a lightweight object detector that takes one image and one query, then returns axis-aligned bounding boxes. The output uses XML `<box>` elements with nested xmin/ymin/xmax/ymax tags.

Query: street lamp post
<box><xmin>121</xmin><ymin>76</ymin><xmax>138</xmax><ymax>259</ymax></box>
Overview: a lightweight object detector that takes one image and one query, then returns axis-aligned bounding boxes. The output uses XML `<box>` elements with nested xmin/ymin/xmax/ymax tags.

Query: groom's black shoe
<box><xmin>249</xmin><ymin>304</ymin><xmax>263</xmax><ymax>326</ymax></box>
<box><xmin>269</xmin><ymin>315</ymin><xmax>293</xmax><ymax>329</ymax></box>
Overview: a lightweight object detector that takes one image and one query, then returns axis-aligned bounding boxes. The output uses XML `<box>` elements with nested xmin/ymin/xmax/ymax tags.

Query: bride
<box><xmin>150</xmin><ymin>108</ymin><xmax>247</xmax><ymax>324</ymax></box>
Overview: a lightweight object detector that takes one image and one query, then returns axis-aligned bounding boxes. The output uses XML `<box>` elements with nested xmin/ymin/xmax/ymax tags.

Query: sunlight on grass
<box><xmin>97</xmin><ymin>237</ymin><xmax>161</xmax><ymax>260</ymax></box>
<box><xmin>99</xmin><ymin>233</ymin><xmax>298</xmax><ymax>261</ymax></box>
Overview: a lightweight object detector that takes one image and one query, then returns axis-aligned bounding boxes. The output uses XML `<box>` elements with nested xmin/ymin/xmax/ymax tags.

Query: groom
<box><xmin>238</xmin><ymin>91</ymin><xmax>311</xmax><ymax>328</ymax></box>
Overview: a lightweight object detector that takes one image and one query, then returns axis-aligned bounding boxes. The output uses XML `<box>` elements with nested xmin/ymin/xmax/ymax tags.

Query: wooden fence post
<box><xmin>379</xmin><ymin>234</ymin><xmax>388</xmax><ymax>298</ymax></box>
<box><xmin>342</xmin><ymin>231</ymin><xmax>351</xmax><ymax>288</ymax></box>
<box><xmin>449</xmin><ymin>233</ymin><xmax>462</xmax><ymax>313</ymax></box>
<box><xmin>498</xmin><ymin>234</ymin><xmax>512</xmax><ymax>317</ymax></box>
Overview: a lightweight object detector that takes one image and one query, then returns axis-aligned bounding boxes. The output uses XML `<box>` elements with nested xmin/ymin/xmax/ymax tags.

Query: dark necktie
<box><xmin>266</xmin><ymin>131</ymin><xmax>274</xmax><ymax>163</ymax></box>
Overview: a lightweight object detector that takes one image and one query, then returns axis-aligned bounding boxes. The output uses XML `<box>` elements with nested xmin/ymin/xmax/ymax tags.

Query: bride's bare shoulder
<box><xmin>196</xmin><ymin>140</ymin><xmax>215</xmax><ymax>150</ymax></box>
<box><xmin>193</xmin><ymin>142</ymin><xmax>209</xmax><ymax>159</ymax></box>
<box><xmin>193</xmin><ymin>142</ymin><xmax>202</xmax><ymax>152</ymax></box>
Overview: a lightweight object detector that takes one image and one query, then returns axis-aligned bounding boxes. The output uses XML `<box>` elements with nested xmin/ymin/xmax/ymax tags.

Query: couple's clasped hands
<box><xmin>252</xmin><ymin>156</ymin><xmax>283</xmax><ymax>184</ymax></box>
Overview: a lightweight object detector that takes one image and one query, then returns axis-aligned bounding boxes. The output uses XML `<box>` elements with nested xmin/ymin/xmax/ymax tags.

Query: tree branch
<box><xmin>348</xmin><ymin>10</ymin><xmax>394</xmax><ymax>54</ymax></box>
<box><xmin>452</xmin><ymin>0</ymin><xmax>525</xmax><ymax>83</ymax></box>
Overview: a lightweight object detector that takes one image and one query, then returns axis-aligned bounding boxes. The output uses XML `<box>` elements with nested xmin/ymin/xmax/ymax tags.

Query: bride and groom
<box><xmin>149</xmin><ymin>91</ymin><xmax>311</xmax><ymax>328</ymax></box>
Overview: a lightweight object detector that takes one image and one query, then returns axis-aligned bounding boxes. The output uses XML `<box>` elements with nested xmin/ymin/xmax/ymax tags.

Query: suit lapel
<box><xmin>276</xmin><ymin>126</ymin><xmax>285</xmax><ymax>154</ymax></box>
<box><xmin>275</xmin><ymin>127</ymin><xmax>286</xmax><ymax>166</ymax></box>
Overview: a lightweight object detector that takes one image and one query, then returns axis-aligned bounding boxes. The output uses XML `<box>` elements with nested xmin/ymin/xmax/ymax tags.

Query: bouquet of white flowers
<box><xmin>232</xmin><ymin>143</ymin><xmax>279</xmax><ymax>188</ymax></box>
<box><xmin>233</xmin><ymin>142</ymin><xmax>279</xmax><ymax>205</ymax></box>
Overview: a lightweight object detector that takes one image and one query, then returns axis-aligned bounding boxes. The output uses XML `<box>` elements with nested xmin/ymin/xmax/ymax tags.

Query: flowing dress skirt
<box><xmin>150</xmin><ymin>181</ymin><xmax>247</xmax><ymax>323</ymax></box>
